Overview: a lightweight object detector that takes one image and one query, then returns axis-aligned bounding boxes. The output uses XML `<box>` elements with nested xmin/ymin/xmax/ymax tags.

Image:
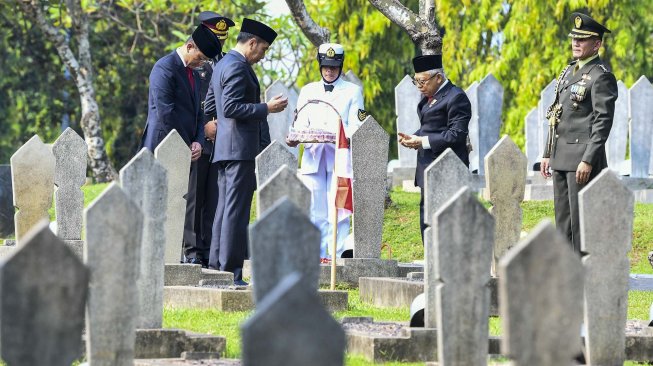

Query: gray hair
<box><xmin>427</xmin><ymin>68</ymin><xmax>446</xmax><ymax>79</ymax></box>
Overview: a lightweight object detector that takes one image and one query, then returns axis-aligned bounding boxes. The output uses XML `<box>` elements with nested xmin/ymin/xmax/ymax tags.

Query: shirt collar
<box><xmin>577</xmin><ymin>54</ymin><xmax>599</xmax><ymax>70</ymax></box>
<box><xmin>433</xmin><ymin>79</ymin><xmax>449</xmax><ymax>97</ymax></box>
<box><xmin>176</xmin><ymin>48</ymin><xmax>188</xmax><ymax>67</ymax></box>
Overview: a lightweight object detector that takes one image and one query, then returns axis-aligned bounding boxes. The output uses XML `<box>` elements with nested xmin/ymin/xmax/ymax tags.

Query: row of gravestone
<box><xmin>419</xmin><ymin>164</ymin><xmax>633</xmax><ymax>365</ymax></box>
<box><xmin>2</xmin><ymin>129</ymin><xmax>194</xmax><ymax>267</ymax></box>
<box><xmin>526</xmin><ymin>75</ymin><xmax>653</xmax><ymax>177</ymax></box>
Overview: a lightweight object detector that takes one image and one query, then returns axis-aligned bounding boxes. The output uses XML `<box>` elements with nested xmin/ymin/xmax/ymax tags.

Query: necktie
<box><xmin>427</xmin><ymin>96</ymin><xmax>433</xmax><ymax>104</ymax></box>
<box><xmin>573</xmin><ymin>64</ymin><xmax>580</xmax><ymax>76</ymax></box>
<box><xmin>324</xmin><ymin>84</ymin><xmax>334</xmax><ymax>92</ymax></box>
<box><xmin>186</xmin><ymin>67</ymin><xmax>195</xmax><ymax>91</ymax></box>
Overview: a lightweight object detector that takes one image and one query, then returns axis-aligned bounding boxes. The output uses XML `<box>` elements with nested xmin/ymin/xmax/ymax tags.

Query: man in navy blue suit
<box><xmin>141</xmin><ymin>24</ymin><xmax>221</xmax><ymax>262</ymax></box>
<box><xmin>398</xmin><ymin>55</ymin><xmax>472</xmax><ymax>244</ymax></box>
<box><xmin>186</xmin><ymin>11</ymin><xmax>235</xmax><ymax>268</ymax></box>
<box><xmin>207</xmin><ymin>18</ymin><xmax>288</xmax><ymax>285</ymax></box>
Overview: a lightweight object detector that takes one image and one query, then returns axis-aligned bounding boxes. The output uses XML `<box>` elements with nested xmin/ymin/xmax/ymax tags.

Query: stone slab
<box><xmin>134</xmin><ymin>329</ymin><xmax>226</xmax><ymax>359</ymax></box>
<box><xmin>256</xmin><ymin>165</ymin><xmax>309</xmax><ymax>217</ymax></box>
<box><xmin>391</xmin><ymin>166</ymin><xmax>415</xmax><ymax>188</ymax></box>
<box><xmin>629</xmin><ymin>274</ymin><xmax>653</xmax><ymax>291</ymax></box>
<box><xmin>163</xmin><ymin>286</ymin><xmax>348</xmax><ymax>312</ymax></box>
<box><xmin>344</xmin><ymin>319</ymin><xmax>653</xmax><ymax>363</ymax></box>
<box><xmin>135</xmin><ymin>360</ymin><xmax>240</xmax><ymax>366</ymax></box>
<box><xmin>397</xmin><ymin>262</ymin><xmax>424</xmax><ymax>278</ymax></box>
<box><xmin>359</xmin><ymin>277</ymin><xmax>499</xmax><ymax>316</ymax></box>
<box><xmin>318</xmin><ymin>258</ymin><xmax>399</xmax><ymax>286</ymax></box>
<box><xmin>395</xmin><ymin>75</ymin><xmax>422</xmax><ymax>168</ymax></box>
<box><xmin>0</xmin><ymin>239</ymin><xmax>83</xmax><ymax>260</ymax></box>
<box><xmin>164</xmin><ymin>264</ymin><xmax>202</xmax><ymax>286</ymax></box>
<box><xmin>53</xmin><ymin>128</ymin><xmax>87</xmax><ymax>240</ymax></box>
<box><xmin>255</xmin><ymin>140</ymin><xmax>298</xmax><ymax>188</ymax></box>
<box><xmin>523</xmin><ymin>183</ymin><xmax>554</xmax><ymax>200</ymax></box>
<box><xmin>263</xmin><ymin>82</ymin><xmax>299</xmax><ymax>160</ymax></box>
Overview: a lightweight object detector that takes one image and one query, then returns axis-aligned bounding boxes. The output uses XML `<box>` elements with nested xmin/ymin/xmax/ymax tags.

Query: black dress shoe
<box><xmin>234</xmin><ymin>279</ymin><xmax>249</xmax><ymax>286</ymax></box>
<box><xmin>185</xmin><ymin>257</ymin><xmax>203</xmax><ymax>265</ymax></box>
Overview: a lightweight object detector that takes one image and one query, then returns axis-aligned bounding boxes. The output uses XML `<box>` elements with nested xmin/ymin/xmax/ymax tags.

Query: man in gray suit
<box><xmin>541</xmin><ymin>12</ymin><xmax>618</xmax><ymax>253</ymax></box>
<box><xmin>207</xmin><ymin>18</ymin><xmax>288</xmax><ymax>285</ymax></box>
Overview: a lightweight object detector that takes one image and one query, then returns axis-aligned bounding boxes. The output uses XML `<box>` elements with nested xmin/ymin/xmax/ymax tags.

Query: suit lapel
<box><xmin>229</xmin><ymin>50</ymin><xmax>260</xmax><ymax>102</ymax></box>
<box><xmin>173</xmin><ymin>52</ymin><xmax>195</xmax><ymax>101</ymax></box>
<box><xmin>566</xmin><ymin>57</ymin><xmax>600</xmax><ymax>86</ymax></box>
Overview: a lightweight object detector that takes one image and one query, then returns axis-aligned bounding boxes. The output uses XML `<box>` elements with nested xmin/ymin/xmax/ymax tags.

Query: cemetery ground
<box><xmin>34</xmin><ymin>182</ymin><xmax>653</xmax><ymax>365</ymax></box>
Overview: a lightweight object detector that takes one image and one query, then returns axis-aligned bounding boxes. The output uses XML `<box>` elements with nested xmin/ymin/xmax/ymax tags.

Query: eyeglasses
<box><xmin>412</xmin><ymin>73</ymin><xmax>438</xmax><ymax>87</ymax></box>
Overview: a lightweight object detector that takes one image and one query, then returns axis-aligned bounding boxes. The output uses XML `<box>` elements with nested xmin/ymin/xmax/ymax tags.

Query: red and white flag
<box><xmin>334</xmin><ymin>120</ymin><xmax>353</xmax><ymax>221</ymax></box>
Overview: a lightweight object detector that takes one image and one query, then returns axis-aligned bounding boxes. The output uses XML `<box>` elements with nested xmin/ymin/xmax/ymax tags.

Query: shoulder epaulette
<box><xmin>598</xmin><ymin>64</ymin><xmax>610</xmax><ymax>73</ymax></box>
<box><xmin>569</xmin><ymin>60</ymin><xmax>578</xmax><ymax>65</ymax></box>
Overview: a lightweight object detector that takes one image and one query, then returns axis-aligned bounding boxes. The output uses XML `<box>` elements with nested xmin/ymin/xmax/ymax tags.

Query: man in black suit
<box><xmin>185</xmin><ymin>11</ymin><xmax>235</xmax><ymax>267</ymax></box>
<box><xmin>398</xmin><ymin>55</ymin><xmax>472</xmax><ymax>243</ymax></box>
<box><xmin>207</xmin><ymin>18</ymin><xmax>288</xmax><ymax>285</ymax></box>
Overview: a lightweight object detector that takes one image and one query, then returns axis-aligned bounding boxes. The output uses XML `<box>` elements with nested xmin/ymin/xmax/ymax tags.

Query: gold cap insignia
<box><xmin>216</xmin><ymin>19</ymin><xmax>228</xmax><ymax>31</ymax></box>
<box><xmin>574</xmin><ymin>16</ymin><xmax>582</xmax><ymax>29</ymax></box>
<box><xmin>326</xmin><ymin>47</ymin><xmax>336</xmax><ymax>58</ymax></box>
<box><xmin>357</xmin><ymin>109</ymin><xmax>368</xmax><ymax>121</ymax></box>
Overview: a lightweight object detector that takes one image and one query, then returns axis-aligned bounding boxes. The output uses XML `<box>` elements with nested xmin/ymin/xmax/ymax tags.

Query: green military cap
<box><xmin>569</xmin><ymin>12</ymin><xmax>611</xmax><ymax>39</ymax></box>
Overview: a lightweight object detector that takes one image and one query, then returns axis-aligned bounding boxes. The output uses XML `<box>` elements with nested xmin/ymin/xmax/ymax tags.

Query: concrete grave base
<box><xmin>359</xmin><ymin>277</ymin><xmax>500</xmax><ymax>316</ymax></box>
<box><xmin>0</xmin><ymin>239</ymin><xmax>83</xmax><ymax>260</ymax></box>
<box><xmin>164</xmin><ymin>264</ymin><xmax>233</xmax><ymax>286</ymax></box>
<box><xmin>344</xmin><ymin>318</ymin><xmax>653</xmax><ymax>363</ymax></box>
<box><xmin>524</xmin><ymin>183</ymin><xmax>554</xmax><ymax>200</ymax></box>
<box><xmin>318</xmin><ymin>258</ymin><xmax>401</xmax><ymax>286</ymax></box>
<box><xmin>164</xmin><ymin>286</ymin><xmax>348</xmax><ymax>312</ymax></box>
<box><xmin>391</xmin><ymin>167</ymin><xmax>415</xmax><ymax>188</ymax></box>
<box><xmin>135</xmin><ymin>359</ymin><xmax>241</xmax><ymax>365</ymax></box>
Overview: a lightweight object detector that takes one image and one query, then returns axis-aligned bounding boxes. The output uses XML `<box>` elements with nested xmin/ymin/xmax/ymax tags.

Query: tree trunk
<box><xmin>284</xmin><ymin>0</ymin><xmax>330</xmax><ymax>46</ymax></box>
<box><xmin>368</xmin><ymin>0</ymin><xmax>442</xmax><ymax>55</ymax></box>
<box><xmin>19</xmin><ymin>0</ymin><xmax>117</xmax><ymax>182</ymax></box>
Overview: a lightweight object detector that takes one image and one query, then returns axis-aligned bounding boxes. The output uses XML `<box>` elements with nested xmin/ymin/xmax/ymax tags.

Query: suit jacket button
<box><xmin>555</xmin><ymin>134</ymin><xmax>559</xmax><ymax>138</ymax></box>
<box><xmin>575</xmin><ymin>138</ymin><xmax>579</xmax><ymax>142</ymax></box>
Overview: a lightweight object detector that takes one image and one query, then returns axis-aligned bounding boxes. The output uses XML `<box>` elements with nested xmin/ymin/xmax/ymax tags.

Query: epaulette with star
<box><xmin>598</xmin><ymin>64</ymin><xmax>610</xmax><ymax>73</ymax></box>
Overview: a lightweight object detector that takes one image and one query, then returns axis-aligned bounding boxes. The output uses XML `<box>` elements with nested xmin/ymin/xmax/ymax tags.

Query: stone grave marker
<box><xmin>154</xmin><ymin>130</ymin><xmax>190</xmax><ymax>263</ymax></box>
<box><xmin>120</xmin><ymin>148</ymin><xmax>168</xmax><ymax>329</ymax></box>
<box><xmin>474</xmin><ymin>74</ymin><xmax>503</xmax><ymax>175</ymax></box>
<box><xmin>538</xmin><ymin>80</ymin><xmax>556</xmax><ymax>159</ymax></box>
<box><xmin>249</xmin><ymin>198</ymin><xmax>320</xmax><ymax>303</ymax></box>
<box><xmin>0</xmin><ymin>165</ymin><xmax>13</xmax><ymax>237</ymax></box>
<box><xmin>11</xmin><ymin>135</ymin><xmax>55</xmax><ymax>243</ymax></box>
<box><xmin>241</xmin><ymin>272</ymin><xmax>345</xmax><ymax>366</ymax></box>
<box><xmin>85</xmin><ymin>183</ymin><xmax>144</xmax><ymax>366</ymax></box>
<box><xmin>351</xmin><ymin>116</ymin><xmax>389</xmax><ymax>258</ymax></box>
<box><xmin>499</xmin><ymin>221</ymin><xmax>583</xmax><ymax>366</ymax></box>
<box><xmin>255</xmin><ymin>140</ymin><xmax>298</xmax><ymax>188</ymax></box>
<box><xmin>466</xmin><ymin>81</ymin><xmax>480</xmax><ymax>173</ymax></box>
<box><xmin>0</xmin><ymin>221</ymin><xmax>89</xmax><ymax>366</ymax></box>
<box><xmin>423</xmin><ymin>148</ymin><xmax>472</xmax><ymax>226</ymax></box>
<box><xmin>484</xmin><ymin>136</ymin><xmax>527</xmax><ymax>267</ymax></box>
<box><xmin>579</xmin><ymin>169</ymin><xmax>634</xmax><ymax>365</ymax></box>
<box><xmin>524</xmin><ymin>108</ymin><xmax>539</xmax><ymax>170</ymax></box>
<box><xmin>52</xmin><ymin>128</ymin><xmax>87</xmax><ymax>240</ymax></box>
<box><xmin>426</xmin><ymin>187</ymin><xmax>494</xmax><ymax>365</ymax></box>
<box><xmin>606</xmin><ymin>81</ymin><xmax>629</xmax><ymax>171</ymax></box>
<box><xmin>256</xmin><ymin>164</ymin><xmax>310</xmax><ymax>217</ymax></box>
<box><xmin>265</xmin><ymin>81</ymin><xmax>298</xmax><ymax>158</ymax></box>
<box><xmin>629</xmin><ymin>76</ymin><xmax>653</xmax><ymax>178</ymax></box>
<box><xmin>395</xmin><ymin>75</ymin><xmax>422</xmax><ymax>169</ymax></box>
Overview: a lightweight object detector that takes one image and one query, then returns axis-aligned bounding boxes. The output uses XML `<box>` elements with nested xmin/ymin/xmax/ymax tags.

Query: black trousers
<box><xmin>552</xmin><ymin>169</ymin><xmax>599</xmax><ymax>254</ymax></box>
<box><xmin>184</xmin><ymin>153</ymin><xmax>219</xmax><ymax>261</ymax></box>
<box><xmin>182</xmin><ymin>161</ymin><xmax>198</xmax><ymax>261</ymax></box>
<box><xmin>209</xmin><ymin>160</ymin><xmax>256</xmax><ymax>281</ymax></box>
<box><xmin>419</xmin><ymin>187</ymin><xmax>426</xmax><ymax>245</ymax></box>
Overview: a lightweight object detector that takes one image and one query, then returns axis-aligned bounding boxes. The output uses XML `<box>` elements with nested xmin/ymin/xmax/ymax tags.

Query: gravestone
<box><xmin>484</xmin><ymin>136</ymin><xmax>527</xmax><ymax>267</ymax></box>
<box><xmin>606</xmin><ymin>81</ymin><xmax>629</xmax><ymax>171</ymax></box>
<box><xmin>249</xmin><ymin>198</ymin><xmax>320</xmax><ymax>303</ymax></box>
<box><xmin>395</xmin><ymin>75</ymin><xmax>422</xmax><ymax>168</ymax></box>
<box><xmin>256</xmin><ymin>165</ymin><xmax>310</xmax><ymax>217</ymax></box>
<box><xmin>241</xmin><ymin>272</ymin><xmax>345</xmax><ymax>366</ymax></box>
<box><xmin>474</xmin><ymin>74</ymin><xmax>503</xmax><ymax>175</ymax></box>
<box><xmin>52</xmin><ymin>128</ymin><xmax>87</xmax><ymax>240</ymax></box>
<box><xmin>466</xmin><ymin>81</ymin><xmax>480</xmax><ymax>173</ymax></box>
<box><xmin>579</xmin><ymin>169</ymin><xmax>633</xmax><ymax>365</ymax></box>
<box><xmin>288</xmin><ymin>86</ymin><xmax>299</xmax><ymax>121</ymax></box>
<box><xmin>426</xmin><ymin>187</ymin><xmax>494</xmax><ymax>365</ymax></box>
<box><xmin>255</xmin><ymin>140</ymin><xmax>298</xmax><ymax>188</ymax></box>
<box><xmin>538</xmin><ymin>80</ymin><xmax>556</xmax><ymax>159</ymax></box>
<box><xmin>11</xmin><ymin>135</ymin><xmax>55</xmax><ymax>243</ymax></box>
<box><xmin>498</xmin><ymin>221</ymin><xmax>583</xmax><ymax>366</ymax></box>
<box><xmin>524</xmin><ymin>108</ymin><xmax>539</xmax><ymax>169</ymax></box>
<box><xmin>343</xmin><ymin>70</ymin><xmax>363</xmax><ymax>87</ymax></box>
<box><xmin>265</xmin><ymin>81</ymin><xmax>298</xmax><ymax>158</ymax></box>
<box><xmin>85</xmin><ymin>183</ymin><xmax>144</xmax><ymax>366</ymax></box>
<box><xmin>0</xmin><ymin>221</ymin><xmax>88</xmax><ymax>366</ymax></box>
<box><xmin>629</xmin><ymin>76</ymin><xmax>653</xmax><ymax>178</ymax></box>
<box><xmin>423</xmin><ymin>148</ymin><xmax>472</xmax><ymax>226</ymax></box>
<box><xmin>0</xmin><ymin>165</ymin><xmax>13</xmax><ymax>237</ymax></box>
<box><xmin>351</xmin><ymin>116</ymin><xmax>389</xmax><ymax>258</ymax></box>
<box><xmin>120</xmin><ymin>148</ymin><xmax>168</xmax><ymax>329</ymax></box>
<box><xmin>154</xmin><ymin>130</ymin><xmax>190</xmax><ymax>263</ymax></box>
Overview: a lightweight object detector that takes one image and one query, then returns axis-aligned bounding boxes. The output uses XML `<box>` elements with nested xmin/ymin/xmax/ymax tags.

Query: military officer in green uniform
<box><xmin>540</xmin><ymin>12</ymin><xmax>618</xmax><ymax>253</ymax></box>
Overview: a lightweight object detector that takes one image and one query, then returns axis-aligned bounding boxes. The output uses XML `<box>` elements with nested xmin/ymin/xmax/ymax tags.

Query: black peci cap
<box><xmin>192</xmin><ymin>24</ymin><xmax>221</xmax><ymax>59</ymax></box>
<box><xmin>199</xmin><ymin>11</ymin><xmax>235</xmax><ymax>40</ymax></box>
<box><xmin>240</xmin><ymin>18</ymin><xmax>278</xmax><ymax>45</ymax></box>
<box><xmin>569</xmin><ymin>12</ymin><xmax>611</xmax><ymax>39</ymax></box>
<box><xmin>412</xmin><ymin>55</ymin><xmax>442</xmax><ymax>73</ymax></box>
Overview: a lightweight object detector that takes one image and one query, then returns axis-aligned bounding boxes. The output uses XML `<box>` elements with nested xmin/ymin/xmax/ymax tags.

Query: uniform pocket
<box><xmin>565</xmin><ymin>133</ymin><xmax>589</xmax><ymax>144</ymax></box>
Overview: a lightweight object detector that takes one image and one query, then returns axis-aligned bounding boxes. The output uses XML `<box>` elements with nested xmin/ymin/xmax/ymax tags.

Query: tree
<box><xmin>17</xmin><ymin>0</ymin><xmax>117</xmax><ymax>182</ymax></box>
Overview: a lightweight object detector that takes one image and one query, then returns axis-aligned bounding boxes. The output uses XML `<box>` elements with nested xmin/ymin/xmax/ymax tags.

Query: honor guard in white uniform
<box><xmin>287</xmin><ymin>43</ymin><xmax>366</xmax><ymax>261</ymax></box>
